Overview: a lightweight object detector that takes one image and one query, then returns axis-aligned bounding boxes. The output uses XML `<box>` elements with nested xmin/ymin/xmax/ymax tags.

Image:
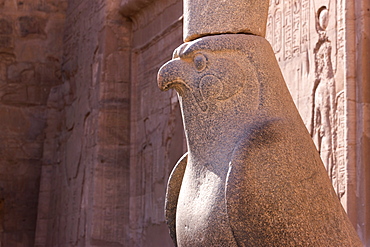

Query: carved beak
<box><xmin>157</xmin><ymin>59</ymin><xmax>208</xmax><ymax>112</ymax></box>
<box><xmin>157</xmin><ymin>59</ymin><xmax>189</xmax><ymax>93</ymax></box>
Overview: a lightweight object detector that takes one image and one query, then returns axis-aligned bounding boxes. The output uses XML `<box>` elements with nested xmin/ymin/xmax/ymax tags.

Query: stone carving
<box><xmin>334</xmin><ymin>91</ymin><xmax>346</xmax><ymax>198</ymax></box>
<box><xmin>157</xmin><ymin>34</ymin><xmax>362</xmax><ymax>246</ymax></box>
<box><xmin>292</xmin><ymin>0</ymin><xmax>300</xmax><ymax>56</ymax></box>
<box><xmin>270</xmin><ymin>0</ymin><xmax>311</xmax><ymax>58</ymax></box>
<box><xmin>273</xmin><ymin>8</ymin><xmax>282</xmax><ymax>53</ymax></box>
<box><xmin>266</xmin><ymin>14</ymin><xmax>273</xmax><ymax>45</ymax></box>
<box><xmin>266</xmin><ymin>0</ymin><xmax>348</xmax><ymax>201</ymax></box>
<box><xmin>301</xmin><ymin>0</ymin><xmax>310</xmax><ymax>51</ymax></box>
<box><xmin>284</xmin><ymin>0</ymin><xmax>293</xmax><ymax>60</ymax></box>
<box><xmin>311</xmin><ymin>4</ymin><xmax>336</xmax><ymax>186</ymax></box>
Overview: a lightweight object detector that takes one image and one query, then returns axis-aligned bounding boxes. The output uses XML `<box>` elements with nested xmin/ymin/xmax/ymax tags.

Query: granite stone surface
<box><xmin>183</xmin><ymin>0</ymin><xmax>269</xmax><ymax>42</ymax></box>
<box><xmin>158</xmin><ymin>34</ymin><xmax>363</xmax><ymax>246</ymax></box>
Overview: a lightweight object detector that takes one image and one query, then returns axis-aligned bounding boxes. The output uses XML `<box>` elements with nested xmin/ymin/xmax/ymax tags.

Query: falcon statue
<box><xmin>157</xmin><ymin>34</ymin><xmax>362</xmax><ymax>247</ymax></box>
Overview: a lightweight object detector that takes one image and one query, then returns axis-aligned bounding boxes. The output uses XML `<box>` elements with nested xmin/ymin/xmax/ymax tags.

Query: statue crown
<box><xmin>183</xmin><ymin>0</ymin><xmax>269</xmax><ymax>42</ymax></box>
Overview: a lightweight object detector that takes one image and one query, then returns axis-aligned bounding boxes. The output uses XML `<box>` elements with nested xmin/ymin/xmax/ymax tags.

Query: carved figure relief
<box><xmin>266</xmin><ymin>0</ymin><xmax>347</xmax><ymax>200</ymax></box>
<box><xmin>311</xmin><ymin>4</ymin><xmax>337</xmax><ymax>190</ymax></box>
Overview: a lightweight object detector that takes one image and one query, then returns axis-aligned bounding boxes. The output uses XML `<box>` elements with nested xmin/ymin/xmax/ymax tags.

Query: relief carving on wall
<box><xmin>267</xmin><ymin>0</ymin><xmax>347</xmax><ymax>200</ymax></box>
<box><xmin>311</xmin><ymin>3</ymin><xmax>336</xmax><ymax>193</ymax></box>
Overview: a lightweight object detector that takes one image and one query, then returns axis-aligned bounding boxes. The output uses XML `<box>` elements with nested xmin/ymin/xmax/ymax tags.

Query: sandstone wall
<box><xmin>266</xmin><ymin>0</ymin><xmax>370</xmax><ymax>244</ymax></box>
<box><xmin>351</xmin><ymin>0</ymin><xmax>370</xmax><ymax>244</ymax></box>
<box><xmin>0</xmin><ymin>0</ymin><xmax>66</xmax><ymax>246</ymax></box>
<box><xmin>122</xmin><ymin>0</ymin><xmax>184</xmax><ymax>246</ymax></box>
<box><xmin>35</xmin><ymin>0</ymin><xmax>185</xmax><ymax>246</ymax></box>
<box><xmin>267</xmin><ymin>0</ymin><xmax>347</xmax><ymax>200</ymax></box>
<box><xmin>35</xmin><ymin>0</ymin><xmax>132</xmax><ymax>246</ymax></box>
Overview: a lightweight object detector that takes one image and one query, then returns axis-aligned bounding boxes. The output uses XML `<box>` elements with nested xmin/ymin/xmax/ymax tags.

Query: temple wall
<box><xmin>266</xmin><ymin>0</ymin><xmax>346</xmax><ymax>196</ymax></box>
<box><xmin>352</xmin><ymin>0</ymin><xmax>370</xmax><ymax>244</ymax></box>
<box><xmin>266</xmin><ymin>0</ymin><xmax>370</xmax><ymax>244</ymax></box>
<box><xmin>35</xmin><ymin>0</ymin><xmax>132</xmax><ymax>246</ymax></box>
<box><xmin>123</xmin><ymin>0</ymin><xmax>184</xmax><ymax>246</ymax></box>
<box><xmin>35</xmin><ymin>0</ymin><xmax>184</xmax><ymax>246</ymax></box>
<box><xmin>0</xmin><ymin>0</ymin><xmax>66</xmax><ymax>246</ymax></box>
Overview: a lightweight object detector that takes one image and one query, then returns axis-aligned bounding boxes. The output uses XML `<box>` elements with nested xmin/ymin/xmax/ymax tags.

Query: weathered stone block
<box><xmin>0</xmin><ymin>19</ymin><xmax>12</xmax><ymax>34</ymax></box>
<box><xmin>98</xmin><ymin>107</ymin><xmax>130</xmax><ymax>146</ymax></box>
<box><xmin>18</xmin><ymin>16</ymin><xmax>46</xmax><ymax>37</ymax></box>
<box><xmin>0</xmin><ymin>36</ymin><xmax>12</xmax><ymax>49</ymax></box>
<box><xmin>0</xmin><ymin>53</ymin><xmax>15</xmax><ymax>64</ymax></box>
<box><xmin>36</xmin><ymin>62</ymin><xmax>62</xmax><ymax>85</ymax></box>
<box><xmin>13</xmin><ymin>40</ymin><xmax>46</xmax><ymax>62</ymax></box>
<box><xmin>97</xmin><ymin>146</ymin><xmax>130</xmax><ymax>165</ymax></box>
<box><xmin>7</xmin><ymin>62</ymin><xmax>34</xmax><ymax>82</ymax></box>
<box><xmin>104</xmin><ymin>52</ymin><xmax>130</xmax><ymax>83</ymax></box>
<box><xmin>99</xmin><ymin>81</ymin><xmax>130</xmax><ymax>103</ymax></box>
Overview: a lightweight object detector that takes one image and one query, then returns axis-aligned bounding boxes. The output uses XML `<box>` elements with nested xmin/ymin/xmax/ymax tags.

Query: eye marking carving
<box><xmin>193</xmin><ymin>53</ymin><xmax>207</xmax><ymax>72</ymax></box>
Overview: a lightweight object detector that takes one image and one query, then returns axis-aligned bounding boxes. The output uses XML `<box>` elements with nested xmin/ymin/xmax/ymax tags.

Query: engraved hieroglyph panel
<box><xmin>267</xmin><ymin>0</ymin><xmax>346</xmax><ymax>201</ymax></box>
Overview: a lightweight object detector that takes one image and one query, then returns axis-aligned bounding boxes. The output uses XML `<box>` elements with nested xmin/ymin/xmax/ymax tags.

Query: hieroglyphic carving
<box><xmin>337</xmin><ymin>0</ymin><xmax>345</xmax><ymax>60</ymax></box>
<box><xmin>333</xmin><ymin>2</ymin><xmax>345</xmax><ymax>198</ymax></box>
<box><xmin>301</xmin><ymin>0</ymin><xmax>309</xmax><ymax>51</ymax></box>
<box><xmin>292</xmin><ymin>0</ymin><xmax>300</xmax><ymax>56</ymax></box>
<box><xmin>270</xmin><ymin>0</ymin><xmax>309</xmax><ymax>58</ymax></box>
<box><xmin>284</xmin><ymin>0</ymin><xmax>292</xmax><ymax>60</ymax></box>
<box><xmin>333</xmin><ymin>91</ymin><xmax>346</xmax><ymax>199</ymax></box>
<box><xmin>273</xmin><ymin>8</ymin><xmax>282</xmax><ymax>53</ymax></box>
<box><xmin>267</xmin><ymin>0</ymin><xmax>347</xmax><ymax>199</ymax></box>
<box><xmin>266</xmin><ymin>15</ymin><xmax>273</xmax><ymax>45</ymax></box>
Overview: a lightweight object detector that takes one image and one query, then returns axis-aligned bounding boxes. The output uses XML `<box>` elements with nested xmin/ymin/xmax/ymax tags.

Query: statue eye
<box><xmin>194</xmin><ymin>54</ymin><xmax>207</xmax><ymax>71</ymax></box>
